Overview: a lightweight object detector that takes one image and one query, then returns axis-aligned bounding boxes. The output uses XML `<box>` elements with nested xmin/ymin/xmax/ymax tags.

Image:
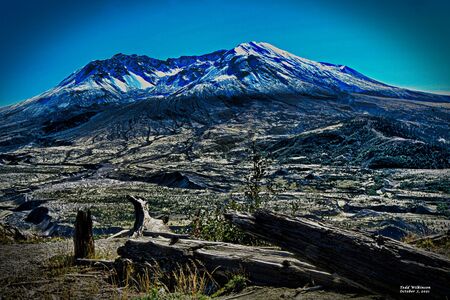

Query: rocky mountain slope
<box><xmin>1</xmin><ymin>41</ymin><xmax>449</xmax><ymax>152</ymax></box>
<box><xmin>0</xmin><ymin>42</ymin><xmax>449</xmax><ymax>240</ymax></box>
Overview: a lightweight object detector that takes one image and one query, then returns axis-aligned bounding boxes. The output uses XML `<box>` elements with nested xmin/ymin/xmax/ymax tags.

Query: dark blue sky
<box><xmin>1</xmin><ymin>0</ymin><xmax>449</xmax><ymax>106</ymax></box>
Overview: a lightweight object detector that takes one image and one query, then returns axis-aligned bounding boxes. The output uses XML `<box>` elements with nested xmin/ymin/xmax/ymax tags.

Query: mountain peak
<box><xmin>232</xmin><ymin>41</ymin><xmax>292</xmax><ymax>59</ymax></box>
<box><xmin>15</xmin><ymin>41</ymin><xmax>448</xmax><ymax>117</ymax></box>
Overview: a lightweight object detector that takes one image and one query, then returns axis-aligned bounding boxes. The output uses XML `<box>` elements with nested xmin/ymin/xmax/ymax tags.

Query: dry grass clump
<box><xmin>116</xmin><ymin>259</ymin><xmax>219</xmax><ymax>299</ymax></box>
<box><xmin>403</xmin><ymin>233</ymin><xmax>450</xmax><ymax>258</ymax></box>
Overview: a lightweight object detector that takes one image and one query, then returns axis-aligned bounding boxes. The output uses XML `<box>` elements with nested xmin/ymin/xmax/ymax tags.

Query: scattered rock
<box><xmin>373</xmin><ymin>218</ymin><xmax>429</xmax><ymax>240</ymax></box>
<box><xmin>146</xmin><ymin>171</ymin><xmax>205</xmax><ymax>189</ymax></box>
<box><xmin>25</xmin><ymin>207</ymin><xmax>50</xmax><ymax>225</ymax></box>
<box><xmin>351</xmin><ymin>209</ymin><xmax>382</xmax><ymax>218</ymax></box>
<box><xmin>305</xmin><ymin>173</ymin><xmax>322</xmax><ymax>180</ymax></box>
<box><xmin>376</xmin><ymin>226</ymin><xmax>408</xmax><ymax>240</ymax></box>
<box><xmin>0</xmin><ymin>223</ymin><xmax>28</xmax><ymax>243</ymax></box>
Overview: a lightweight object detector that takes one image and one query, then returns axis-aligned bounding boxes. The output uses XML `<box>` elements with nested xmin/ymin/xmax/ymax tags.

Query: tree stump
<box><xmin>108</xmin><ymin>196</ymin><xmax>171</xmax><ymax>239</ymax></box>
<box><xmin>127</xmin><ymin>195</ymin><xmax>169</xmax><ymax>237</ymax></box>
<box><xmin>74</xmin><ymin>209</ymin><xmax>95</xmax><ymax>259</ymax></box>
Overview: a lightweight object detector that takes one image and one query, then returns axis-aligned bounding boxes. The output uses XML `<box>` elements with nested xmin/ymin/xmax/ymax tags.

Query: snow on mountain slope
<box><xmin>4</xmin><ymin>42</ymin><xmax>449</xmax><ymax>117</ymax></box>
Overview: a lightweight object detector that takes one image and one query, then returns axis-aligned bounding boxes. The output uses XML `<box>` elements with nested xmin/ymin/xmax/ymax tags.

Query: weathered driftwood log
<box><xmin>73</xmin><ymin>209</ymin><xmax>95</xmax><ymax>259</ymax></box>
<box><xmin>127</xmin><ymin>195</ymin><xmax>169</xmax><ymax>236</ymax></box>
<box><xmin>142</xmin><ymin>231</ymin><xmax>189</xmax><ymax>239</ymax></box>
<box><xmin>109</xmin><ymin>229</ymin><xmax>188</xmax><ymax>240</ymax></box>
<box><xmin>225</xmin><ymin>210</ymin><xmax>450</xmax><ymax>299</ymax></box>
<box><xmin>109</xmin><ymin>195</ymin><xmax>170</xmax><ymax>238</ymax></box>
<box><xmin>117</xmin><ymin>237</ymin><xmax>355</xmax><ymax>290</ymax></box>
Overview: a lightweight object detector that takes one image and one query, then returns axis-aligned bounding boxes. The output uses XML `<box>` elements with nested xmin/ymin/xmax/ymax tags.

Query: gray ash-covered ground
<box><xmin>0</xmin><ymin>95</ymin><xmax>448</xmax><ymax>297</ymax></box>
<box><xmin>0</xmin><ymin>98</ymin><xmax>449</xmax><ymax>299</ymax></box>
<box><xmin>1</xmin><ymin>95</ymin><xmax>449</xmax><ymax>241</ymax></box>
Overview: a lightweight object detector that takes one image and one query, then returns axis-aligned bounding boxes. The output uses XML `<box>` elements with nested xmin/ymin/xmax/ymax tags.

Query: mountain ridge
<box><xmin>4</xmin><ymin>41</ymin><xmax>450</xmax><ymax>119</ymax></box>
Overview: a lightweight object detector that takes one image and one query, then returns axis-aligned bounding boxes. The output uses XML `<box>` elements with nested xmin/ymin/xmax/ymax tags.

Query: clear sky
<box><xmin>1</xmin><ymin>0</ymin><xmax>449</xmax><ymax>106</ymax></box>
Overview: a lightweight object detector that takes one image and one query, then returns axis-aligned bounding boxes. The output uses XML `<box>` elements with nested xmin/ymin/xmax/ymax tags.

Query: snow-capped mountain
<box><xmin>5</xmin><ymin>42</ymin><xmax>448</xmax><ymax>117</ymax></box>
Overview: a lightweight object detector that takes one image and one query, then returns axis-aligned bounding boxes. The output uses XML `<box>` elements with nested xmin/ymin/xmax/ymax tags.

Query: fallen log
<box><xmin>76</xmin><ymin>258</ymin><xmax>115</xmax><ymax>269</ymax></box>
<box><xmin>109</xmin><ymin>229</ymin><xmax>188</xmax><ymax>240</ymax></box>
<box><xmin>343</xmin><ymin>203</ymin><xmax>437</xmax><ymax>215</ymax></box>
<box><xmin>117</xmin><ymin>236</ymin><xmax>355</xmax><ymax>291</ymax></box>
<box><xmin>225</xmin><ymin>210</ymin><xmax>450</xmax><ymax>298</ymax></box>
<box><xmin>142</xmin><ymin>230</ymin><xmax>189</xmax><ymax>239</ymax></box>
